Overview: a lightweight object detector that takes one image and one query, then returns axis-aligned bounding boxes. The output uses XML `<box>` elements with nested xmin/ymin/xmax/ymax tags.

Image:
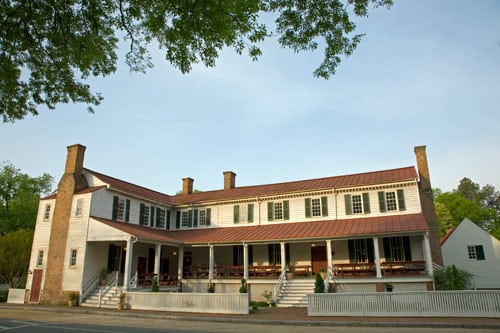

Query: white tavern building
<box><xmin>26</xmin><ymin>144</ymin><xmax>442</xmax><ymax>306</ymax></box>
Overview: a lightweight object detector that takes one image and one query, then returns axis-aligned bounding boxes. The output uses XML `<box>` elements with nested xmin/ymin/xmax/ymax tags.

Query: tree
<box><xmin>0</xmin><ymin>162</ymin><xmax>53</xmax><ymax>234</ymax></box>
<box><xmin>434</xmin><ymin>265</ymin><xmax>474</xmax><ymax>290</ymax></box>
<box><xmin>0</xmin><ymin>0</ymin><xmax>393</xmax><ymax>122</ymax></box>
<box><xmin>0</xmin><ymin>229</ymin><xmax>33</xmax><ymax>288</ymax></box>
<box><xmin>314</xmin><ymin>272</ymin><xmax>325</xmax><ymax>293</ymax></box>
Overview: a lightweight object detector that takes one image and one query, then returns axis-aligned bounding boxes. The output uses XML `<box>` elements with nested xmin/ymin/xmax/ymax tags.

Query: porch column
<box><xmin>326</xmin><ymin>240</ymin><xmax>333</xmax><ymax>279</ymax></box>
<box><xmin>423</xmin><ymin>233</ymin><xmax>434</xmax><ymax>277</ymax></box>
<box><xmin>372</xmin><ymin>237</ymin><xmax>382</xmax><ymax>278</ymax></box>
<box><xmin>209</xmin><ymin>244</ymin><xmax>214</xmax><ymax>280</ymax></box>
<box><xmin>123</xmin><ymin>237</ymin><xmax>134</xmax><ymax>291</ymax></box>
<box><xmin>280</xmin><ymin>242</ymin><xmax>286</xmax><ymax>270</ymax></box>
<box><xmin>243</xmin><ymin>243</ymin><xmax>249</xmax><ymax>280</ymax></box>
<box><xmin>154</xmin><ymin>243</ymin><xmax>162</xmax><ymax>277</ymax></box>
<box><xmin>177</xmin><ymin>246</ymin><xmax>184</xmax><ymax>280</ymax></box>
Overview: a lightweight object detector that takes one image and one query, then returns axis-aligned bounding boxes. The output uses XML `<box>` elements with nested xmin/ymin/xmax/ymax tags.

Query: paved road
<box><xmin>0</xmin><ymin>309</ymin><xmax>499</xmax><ymax>333</ymax></box>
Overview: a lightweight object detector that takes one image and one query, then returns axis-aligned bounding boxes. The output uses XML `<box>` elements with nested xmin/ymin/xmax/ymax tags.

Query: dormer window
<box><xmin>305</xmin><ymin>197</ymin><xmax>328</xmax><ymax>217</ymax></box>
<box><xmin>345</xmin><ymin>193</ymin><xmax>370</xmax><ymax>215</ymax></box>
<box><xmin>267</xmin><ymin>201</ymin><xmax>289</xmax><ymax>221</ymax></box>
<box><xmin>112</xmin><ymin>196</ymin><xmax>130</xmax><ymax>222</ymax></box>
<box><xmin>378</xmin><ymin>189</ymin><xmax>406</xmax><ymax>212</ymax></box>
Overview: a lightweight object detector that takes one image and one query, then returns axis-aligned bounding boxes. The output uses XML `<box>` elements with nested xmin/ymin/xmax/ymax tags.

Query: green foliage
<box><xmin>0</xmin><ymin>229</ymin><xmax>33</xmax><ymax>288</ymax></box>
<box><xmin>0</xmin><ymin>162</ymin><xmax>53</xmax><ymax>235</ymax></box>
<box><xmin>239</xmin><ymin>279</ymin><xmax>247</xmax><ymax>293</ymax></box>
<box><xmin>151</xmin><ymin>276</ymin><xmax>159</xmax><ymax>292</ymax></box>
<box><xmin>314</xmin><ymin>272</ymin><xmax>325</xmax><ymax>293</ymax></box>
<box><xmin>0</xmin><ymin>290</ymin><xmax>7</xmax><ymax>302</ymax></box>
<box><xmin>434</xmin><ymin>177</ymin><xmax>500</xmax><ymax>237</ymax></box>
<box><xmin>434</xmin><ymin>265</ymin><xmax>474</xmax><ymax>290</ymax></box>
<box><xmin>0</xmin><ymin>0</ymin><xmax>393</xmax><ymax>122</ymax></box>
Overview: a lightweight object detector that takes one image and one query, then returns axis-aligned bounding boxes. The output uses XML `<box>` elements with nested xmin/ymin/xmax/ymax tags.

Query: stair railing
<box><xmin>81</xmin><ymin>270</ymin><xmax>100</xmax><ymax>302</ymax></box>
<box><xmin>98</xmin><ymin>271</ymin><xmax>120</xmax><ymax>307</ymax></box>
<box><xmin>273</xmin><ymin>268</ymin><xmax>287</xmax><ymax>304</ymax></box>
<box><xmin>129</xmin><ymin>271</ymin><xmax>138</xmax><ymax>289</ymax></box>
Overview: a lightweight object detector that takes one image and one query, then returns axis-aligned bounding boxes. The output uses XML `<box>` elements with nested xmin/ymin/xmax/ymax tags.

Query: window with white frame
<box><xmin>344</xmin><ymin>193</ymin><xmax>370</xmax><ymax>215</ymax></box>
<box><xmin>115</xmin><ymin>198</ymin><xmax>125</xmax><ymax>220</ymax></box>
<box><xmin>467</xmin><ymin>245</ymin><xmax>485</xmax><ymax>260</ymax></box>
<box><xmin>181</xmin><ymin>211</ymin><xmax>189</xmax><ymax>227</ymax></box>
<box><xmin>75</xmin><ymin>198</ymin><xmax>84</xmax><ymax>217</ymax></box>
<box><xmin>199</xmin><ymin>210</ymin><xmax>206</xmax><ymax>225</ymax></box>
<box><xmin>268</xmin><ymin>201</ymin><xmax>289</xmax><ymax>221</ymax></box>
<box><xmin>233</xmin><ymin>204</ymin><xmax>254</xmax><ymax>224</ymax></box>
<box><xmin>69</xmin><ymin>249</ymin><xmax>77</xmax><ymax>267</ymax></box>
<box><xmin>378</xmin><ymin>189</ymin><xmax>406</xmax><ymax>213</ymax></box>
<box><xmin>139</xmin><ymin>204</ymin><xmax>150</xmax><ymax>226</ymax></box>
<box><xmin>112</xmin><ymin>196</ymin><xmax>130</xmax><ymax>222</ymax></box>
<box><xmin>156</xmin><ymin>208</ymin><xmax>166</xmax><ymax>228</ymax></box>
<box><xmin>43</xmin><ymin>204</ymin><xmax>51</xmax><ymax>221</ymax></box>
<box><xmin>36</xmin><ymin>250</ymin><xmax>44</xmax><ymax>267</ymax></box>
<box><xmin>305</xmin><ymin>197</ymin><xmax>328</xmax><ymax>217</ymax></box>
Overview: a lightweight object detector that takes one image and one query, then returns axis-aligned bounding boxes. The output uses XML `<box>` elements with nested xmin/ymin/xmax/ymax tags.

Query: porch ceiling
<box><xmin>91</xmin><ymin>213</ymin><xmax>428</xmax><ymax>245</ymax></box>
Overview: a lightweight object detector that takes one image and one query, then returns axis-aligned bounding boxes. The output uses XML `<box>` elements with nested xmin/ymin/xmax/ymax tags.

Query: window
<box><xmin>268</xmin><ymin>200</ymin><xmax>289</xmax><ymax>221</ymax></box>
<box><xmin>344</xmin><ymin>193</ymin><xmax>371</xmax><ymax>215</ymax></box>
<box><xmin>199</xmin><ymin>210</ymin><xmax>206</xmax><ymax>226</ymax></box>
<box><xmin>181</xmin><ymin>211</ymin><xmax>189</xmax><ymax>227</ymax></box>
<box><xmin>348</xmin><ymin>239</ymin><xmax>374</xmax><ymax>263</ymax></box>
<box><xmin>69</xmin><ymin>249</ymin><xmax>77</xmax><ymax>267</ymax></box>
<box><xmin>43</xmin><ymin>204</ymin><xmax>51</xmax><ymax>221</ymax></box>
<box><xmin>75</xmin><ymin>199</ymin><xmax>84</xmax><ymax>217</ymax></box>
<box><xmin>155</xmin><ymin>208</ymin><xmax>166</xmax><ymax>228</ymax></box>
<box><xmin>233</xmin><ymin>204</ymin><xmax>254</xmax><ymax>224</ymax></box>
<box><xmin>112</xmin><ymin>196</ymin><xmax>130</xmax><ymax>222</ymax></box>
<box><xmin>139</xmin><ymin>204</ymin><xmax>149</xmax><ymax>226</ymax></box>
<box><xmin>378</xmin><ymin>189</ymin><xmax>406</xmax><ymax>213</ymax></box>
<box><xmin>268</xmin><ymin>244</ymin><xmax>281</xmax><ymax>265</ymax></box>
<box><xmin>305</xmin><ymin>197</ymin><xmax>328</xmax><ymax>217</ymax></box>
<box><xmin>467</xmin><ymin>245</ymin><xmax>485</xmax><ymax>260</ymax></box>
<box><xmin>36</xmin><ymin>250</ymin><xmax>44</xmax><ymax>267</ymax></box>
<box><xmin>383</xmin><ymin>236</ymin><xmax>412</xmax><ymax>261</ymax></box>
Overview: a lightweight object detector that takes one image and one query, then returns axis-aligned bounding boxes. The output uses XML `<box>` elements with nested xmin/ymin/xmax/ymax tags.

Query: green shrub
<box><xmin>434</xmin><ymin>265</ymin><xmax>474</xmax><ymax>290</ymax></box>
<box><xmin>314</xmin><ymin>273</ymin><xmax>325</xmax><ymax>293</ymax></box>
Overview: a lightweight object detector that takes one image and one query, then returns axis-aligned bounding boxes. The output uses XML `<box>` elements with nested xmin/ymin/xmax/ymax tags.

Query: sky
<box><xmin>1</xmin><ymin>0</ymin><xmax>499</xmax><ymax>195</ymax></box>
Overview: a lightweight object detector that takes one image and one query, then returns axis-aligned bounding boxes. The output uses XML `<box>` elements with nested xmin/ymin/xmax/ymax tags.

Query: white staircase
<box><xmin>80</xmin><ymin>287</ymin><xmax>122</xmax><ymax>309</ymax></box>
<box><xmin>275</xmin><ymin>279</ymin><xmax>315</xmax><ymax>307</ymax></box>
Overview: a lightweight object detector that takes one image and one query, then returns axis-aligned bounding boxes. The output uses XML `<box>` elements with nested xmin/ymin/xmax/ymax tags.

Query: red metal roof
<box><xmin>91</xmin><ymin>213</ymin><xmax>428</xmax><ymax>245</ymax></box>
<box><xmin>85</xmin><ymin>166</ymin><xmax>417</xmax><ymax>205</ymax></box>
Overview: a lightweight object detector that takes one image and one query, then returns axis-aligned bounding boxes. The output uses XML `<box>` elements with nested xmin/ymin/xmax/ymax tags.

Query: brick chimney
<box><xmin>223</xmin><ymin>171</ymin><xmax>236</xmax><ymax>190</ymax></box>
<box><xmin>182</xmin><ymin>177</ymin><xmax>194</xmax><ymax>195</ymax></box>
<box><xmin>42</xmin><ymin>144</ymin><xmax>89</xmax><ymax>304</ymax></box>
<box><xmin>414</xmin><ymin>145</ymin><xmax>443</xmax><ymax>266</ymax></box>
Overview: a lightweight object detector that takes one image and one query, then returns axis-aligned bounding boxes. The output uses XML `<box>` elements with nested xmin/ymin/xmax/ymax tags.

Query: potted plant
<box><xmin>151</xmin><ymin>276</ymin><xmax>159</xmax><ymax>292</ymax></box>
<box><xmin>314</xmin><ymin>273</ymin><xmax>325</xmax><ymax>293</ymax></box>
<box><xmin>68</xmin><ymin>292</ymin><xmax>79</xmax><ymax>306</ymax></box>
<box><xmin>239</xmin><ymin>279</ymin><xmax>247</xmax><ymax>293</ymax></box>
<box><xmin>117</xmin><ymin>292</ymin><xmax>126</xmax><ymax>310</ymax></box>
<box><xmin>207</xmin><ymin>283</ymin><xmax>215</xmax><ymax>293</ymax></box>
<box><xmin>385</xmin><ymin>283</ymin><xmax>394</xmax><ymax>292</ymax></box>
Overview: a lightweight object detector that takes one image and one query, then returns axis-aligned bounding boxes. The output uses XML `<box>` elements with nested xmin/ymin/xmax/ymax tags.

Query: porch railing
<box><xmin>308</xmin><ymin>291</ymin><xmax>500</xmax><ymax>318</ymax></box>
<box><xmin>183</xmin><ymin>265</ymin><xmax>282</xmax><ymax>279</ymax></box>
<box><xmin>333</xmin><ymin>260</ymin><xmax>427</xmax><ymax>278</ymax></box>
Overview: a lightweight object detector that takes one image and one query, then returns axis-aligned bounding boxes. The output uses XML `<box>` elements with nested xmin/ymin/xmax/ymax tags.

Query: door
<box><xmin>137</xmin><ymin>256</ymin><xmax>147</xmax><ymax>277</ymax></box>
<box><xmin>311</xmin><ymin>246</ymin><xmax>327</xmax><ymax>275</ymax></box>
<box><xmin>29</xmin><ymin>269</ymin><xmax>43</xmax><ymax>303</ymax></box>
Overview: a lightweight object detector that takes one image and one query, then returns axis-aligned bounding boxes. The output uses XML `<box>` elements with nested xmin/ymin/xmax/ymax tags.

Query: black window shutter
<box><xmin>378</xmin><ymin>191</ymin><xmax>386</xmax><ymax>213</ymax></box>
<box><xmin>285</xmin><ymin>243</ymin><xmax>291</xmax><ymax>266</ymax></box>
<box><xmin>193</xmin><ymin>209</ymin><xmax>198</xmax><ymax>228</ymax></box>
<box><xmin>233</xmin><ymin>205</ymin><xmax>240</xmax><ymax>224</ymax></box>
<box><xmin>476</xmin><ymin>245</ymin><xmax>485</xmax><ymax>260</ymax></box>
<box><xmin>233</xmin><ymin>246</ymin><xmax>239</xmax><ymax>266</ymax></box>
<box><xmin>383</xmin><ymin>238</ymin><xmax>392</xmax><ymax>261</ymax></box>
<box><xmin>344</xmin><ymin>195</ymin><xmax>352</xmax><ymax>215</ymax></box>
<box><xmin>206</xmin><ymin>208</ymin><xmax>211</xmax><ymax>226</ymax></box>
<box><xmin>403</xmin><ymin>236</ymin><xmax>412</xmax><ymax>261</ymax></box>
<box><xmin>166</xmin><ymin>210</ymin><xmax>171</xmax><ymax>229</ymax></box>
<box><xmin>397</xmin><ymin>189</ymin><xmax>406</xmax><ymax>211</ymax></box>
<box><xmin>175</xmin><ymin>211</ymin><xmax>181</xmax><ymax>229</ymax></box>
<box><xmin>305</xmin><ymin>198</ymin><xmax>312</xmax><ymax>217</ymax></box>
<box><xmin>367</xmin><ymin>238</ymin><xmax>374</xmax><ymax>262</ymax></box>
<box><xmin>267</xmin><ymin>202</ymin><xmax>274</xmax><ymax>221</ymax></box>
<box><xmin>348</xmin><ymin>240</ymin><xmax>356</xmax><ymax>263</ymax></box>
<box><xmin>321</xmin><ymin>196</ymin><xmax>328</xmax><ymax>216</ymax></box>
<box><xmin>362</xmin><ymin>193</ymin><xmax>371</xmax><ymax>214</ymax></box>
<box><xmin>283</xmin><ymin>200</ymin><xmax>290</xmax><ymax>220</ymax></box>
<box><xmin>112</xmin><ymin>196</ymin><xmax>118</xmax><ymax>220</ymax></box>
<box><xmin>268</xmin><ymin>244</ymin><xmax>274</xmax><ymax>265</ymax></box>
<box><xmin>156</xmin><ymin>207</ymin><xmax>161</xmax><ymax>227</ymax></box>
<box><xmin>247</xmin><ymin>204</ymin><xmax>254</xmax><ymax>223</ymax></box>
<box><xmin>125</xmin><ymin>199</ymin><xmax>130</xmax><ymax>222</ymax></box>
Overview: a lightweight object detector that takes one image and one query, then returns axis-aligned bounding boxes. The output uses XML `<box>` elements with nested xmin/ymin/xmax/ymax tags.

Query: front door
<box><xmin>311</xmin><ymin>246</ymin><xmax>327</xmax><ymax>275</ymax></box>
<box><xmin>29</xmin><ymin>269</ymin><xmax>43</xmax><ymax>303</ymax></box>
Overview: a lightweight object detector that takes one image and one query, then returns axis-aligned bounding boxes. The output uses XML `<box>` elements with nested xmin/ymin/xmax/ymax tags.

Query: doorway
<box><xmin>29</xmin><ymin>269</ymin><xmax>43</xmax><ymax>303</ymax></box>
<box><xmin>311</xmin><ymin>246</ymin><xmax>327</xmax><ymax>275</ymax></box>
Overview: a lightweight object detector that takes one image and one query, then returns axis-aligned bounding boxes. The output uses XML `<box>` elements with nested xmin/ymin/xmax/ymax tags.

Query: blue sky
<box><xmin>1</xmin><ymin>0</ymin><xmax>499</xmax><ymax>195</ymax></box>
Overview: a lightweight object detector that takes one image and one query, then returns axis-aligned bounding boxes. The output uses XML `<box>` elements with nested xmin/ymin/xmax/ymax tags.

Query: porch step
<box><xmin>81</xmin><ymin>287</ymin><xmax>122</xmax><ymax>309</ymax></box>
<box><xmin>276</xmin><ymin>279</ymin><xmax>315</xmax><ymax>307</ymax></box>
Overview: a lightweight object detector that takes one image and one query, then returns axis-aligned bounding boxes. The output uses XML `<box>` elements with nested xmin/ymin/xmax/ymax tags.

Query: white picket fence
<box><xmin>127</xmin><ymin>292</ymin><xmax>249</xmax><ymax>314</ymax></box>
<box><xmin>308</xmin><ymin>291</ymin><xmax>500</xmax><ymax>317</ymax></box>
